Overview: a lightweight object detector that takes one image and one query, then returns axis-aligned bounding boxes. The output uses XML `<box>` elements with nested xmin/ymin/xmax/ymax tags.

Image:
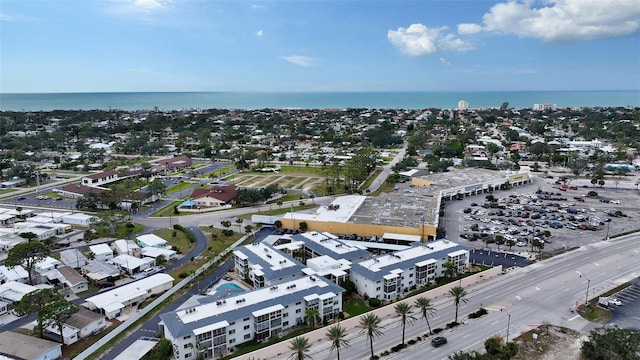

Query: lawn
<box><xmin>343</xmin><ymin>298</ymin><xmax>372</xmax><ymax>317</ymax></box>
<box><xmin>222</xmin><ymin>327</ymin><xmax>310</xmax><ymax>359</ymax></box>
<box><xmin>204</xmin><ymin>166</ymin><xmax>235</xmax><ymax>179</ymax></box>
<box><xmin>155</xmin><ymin>228</ymin><xmax>195</xmax><ymax>255</ymax></box>
<box><xmin>166</xmin><ymin>181</ymin><xmax>196</xmax><ymax>195</ymax></box>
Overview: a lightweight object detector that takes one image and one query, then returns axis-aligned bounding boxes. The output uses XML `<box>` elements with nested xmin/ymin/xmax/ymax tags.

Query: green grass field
<box><xmin>343</xmin><ymin>298</ymin><xmax>372</xmax><ymax>317</ymax></box>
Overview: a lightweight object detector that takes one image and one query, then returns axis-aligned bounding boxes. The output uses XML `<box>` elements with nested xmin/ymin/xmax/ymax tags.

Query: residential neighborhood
<box><xmin>0</xmin><ymin>105</ymin><xmax>638</xmax><ymax>360</ymax></box>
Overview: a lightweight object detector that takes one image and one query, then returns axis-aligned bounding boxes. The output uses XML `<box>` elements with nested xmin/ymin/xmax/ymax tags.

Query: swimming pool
<box><xmin>216</xmin><ymin>283</ymin><xmax>243</xmax><ymax>291</ymax></box>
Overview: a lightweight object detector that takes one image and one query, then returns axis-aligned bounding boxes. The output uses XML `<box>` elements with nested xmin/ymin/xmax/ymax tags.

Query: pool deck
<box><xmin>206</xmin><ymin>278</ymin><xmax>250</xmax><ymax>296</ymax></box>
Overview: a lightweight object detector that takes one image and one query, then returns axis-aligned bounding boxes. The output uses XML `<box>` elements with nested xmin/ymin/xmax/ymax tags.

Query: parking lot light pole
<box><xmin>501</xmin><ymin>308</ymin><xmax>511</xmax><ymax>343</ymax></box>
<box><xmin>576</xmin><ymin>271</ymin><xmax>591</xmax><ymax>305</ymax></box>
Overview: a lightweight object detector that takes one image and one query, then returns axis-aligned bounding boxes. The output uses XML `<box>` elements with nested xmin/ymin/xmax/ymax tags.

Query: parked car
<box><xmin>608</xmin><ymin>298</ymin><xmax>622</xmax><ymax>306</ymax></box>
<box><xmin>431</xmin><ymin>336</ymin><xmax>448</xmax><ymax>347</ymax></box>
<box><xmin>16</xmin><ymin>196</ymin><xmax>26</xmax><ymax>201</ymax></box>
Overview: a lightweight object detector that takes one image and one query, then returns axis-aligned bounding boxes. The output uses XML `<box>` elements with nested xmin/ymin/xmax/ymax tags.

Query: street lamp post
<box><xmin>501</xmin><ymin>308</ymin><xmax>511</xmax><ymax>343</ymax></box>
<box><xmin>576</xmin><ymin>271</ymin><xmax>591</xmax><ymax>305</ymax></box>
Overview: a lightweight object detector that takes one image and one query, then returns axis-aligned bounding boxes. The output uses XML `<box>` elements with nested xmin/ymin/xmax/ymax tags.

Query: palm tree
<box><xmin>288</xmin><ymin>336</ymin><xmax>312</xmax><ymax>360</ymax></box>
<box><xmin>394</xmin><ymin>302</ymin><xmax>416</xmax><ymax>346</ymax></box>
<box><xmin>449</xmin><ymin>286</ymin><xmax>468</xmax><ymax>323</ymax></box>
<box><xmin>358</xmin><ymin>313</ymin><xmax>384</xmax><ymax>359</ymax></box>
<box><xmin>304</xmin><ymin>308</ymin><xmax>320</xmax><ymax>330</ymax></box>
<box><xmin>326</xmin><ymin>324</ymin><xmax>350</xmax><ymax>360</ymax></box>
<box><xmin>444</xmin><ymin>261</ymin><xmax>457</xmax><ymax>279</ymax></box>
<box><xmin>415</xmin><ymin>296</ymin><xmax>436</xmax><ymax>335</ymax></box>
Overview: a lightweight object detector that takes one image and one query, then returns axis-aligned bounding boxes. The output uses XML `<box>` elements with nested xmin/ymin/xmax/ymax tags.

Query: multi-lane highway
<box><xmin>250</xmin><ymin>233</ymin><xmax>640</xmax><ymax>360</ymax></box>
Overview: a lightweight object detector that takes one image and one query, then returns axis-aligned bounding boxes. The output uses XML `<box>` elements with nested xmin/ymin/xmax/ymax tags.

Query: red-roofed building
<box><xmin>59</xmin><ymin>184</ymin><xmax>107</xmax><ymax>199</ymax></box>
<box><xmin>190</xmin><ymin>185</ymin><xmax>238</xmax><ymax>208</ymax></box>
<box><xmin>157</xmin><ymin>155</ymin><xmax>192</xmax><ymax>174</ymax></box>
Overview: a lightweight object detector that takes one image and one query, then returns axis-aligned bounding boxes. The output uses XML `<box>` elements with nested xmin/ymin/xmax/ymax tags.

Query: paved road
<box><xmin>260</xmin><ymin>233</ymin><xmax>640</xmax><ymax>360</ymax></box>
<box><xmin>366</xmin><ymin>144</ymin><xmax>407</xmax><ymax>193</ymax></box>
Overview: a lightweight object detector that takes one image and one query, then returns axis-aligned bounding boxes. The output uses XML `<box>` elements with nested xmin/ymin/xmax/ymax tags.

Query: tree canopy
<box><xmin>5</xmin><ymin>241</ymin><xmax>49</xmax><ymax>285</ymax></box>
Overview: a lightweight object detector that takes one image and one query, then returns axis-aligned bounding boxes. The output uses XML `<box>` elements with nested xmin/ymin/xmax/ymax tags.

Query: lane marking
<box><xmin>568</xmin><ymin>315</ymin><xmax>580</xmax><ymax>321</ymax></box>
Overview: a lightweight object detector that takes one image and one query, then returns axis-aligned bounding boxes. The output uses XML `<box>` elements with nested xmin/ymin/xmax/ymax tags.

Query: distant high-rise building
<box><xmin>458</xmin><ymin>100</ymin><xmax>469</xmax><ymax>110</ymax></box>
<box><xmin>533</xmin><ymin>103</ymin><xmax>557</xmax><ymax>111</ymax></box>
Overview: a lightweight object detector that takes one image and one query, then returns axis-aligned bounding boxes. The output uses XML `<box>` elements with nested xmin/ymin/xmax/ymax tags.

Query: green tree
<box><xmin>288</xmin><ymin>336</ymin><xmax>312</xmax><ymax>360</ymax></box>
<box><xmin>415</xmin><ymin>296</ymin><xmax>436</xmax><ymax>335</ymax></box>
<box><xmin>326</xmin><ymin>324</ymin><xmax>351</xmax><ymax>360</ymax></box>
<box><xmin>18</xmin><ymin>231</ymin><xmax>38</xmax><ymax>242</ymax></box>
<box><xmin>15</xmin><ymin>289</ymin><xmax>59</xmax><ymax>338</ymax></box>
<box><xmin>148</xmin><ymin>178</ymin><xmax>167</xmax><ymax>196</ymax></box>
<box><xmin>299</xmin><ymin>221</ymin><xmax>308</xmax><ymax>232</ymax></box>
<box><xmin>443</xmin><ymin>261</ymin><xmax>457</xmax><ymax>279</ymax></box>
<box><xmin>581</xmin><ymin>326</ymin><xmax>640</xmax><ymax>360</ymax></box>
<box><xmin>42</xmin><ymin>299</ymin><xmax>79</xmax><ymax>343</ymax></box>
<box><xmin>449</xmin><ymin>286</ymin><xmax>469</xmax><ymax>323</ymax></box>
<box><xmin>274</xmin><ymin>220</ymin><xmax>283</xmax><ymax>229</ymax></box>
<box><xmin>244</xmin><ymin>224</ymin><xmax>254</xmax><ymax>236</ymax></box>
<box><xmin>304</xmin><ymin>308</ymin><xmax>320</xmax><ymax>330</ymax></box>
<box><xmin>156</xmin><ymin>254</ymin><xmax>167</xmax><ymax>266</ymax></box>
<box><xmin>358</xmin><ymin>313</ymin><xmax>384</xmax><ymax>359</ymax></box>
<box><xmin>5</xmin><ymin>241</ymin><xmax>49</xmax><ymax>285</ymax></box>
<box><xmin>235</xmin><ymin>217</ymin><xmax>244</xmax><ymax>232</ymax></box>
<box><xmin>394</xmin><ymin>302</ymin><xmax>416</xmax><ymax>346</ymax></box>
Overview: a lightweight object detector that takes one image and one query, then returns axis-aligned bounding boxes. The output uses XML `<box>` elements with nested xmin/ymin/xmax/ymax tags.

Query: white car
<box><xmin>608</xmin><ymin>298</ymin><xmax>622</xmax><ymax>306</ymax></box>
<box><xmin>516</xmin><ymin>241</ymin><xmax>527</xmax><ymax>247</ymax></box>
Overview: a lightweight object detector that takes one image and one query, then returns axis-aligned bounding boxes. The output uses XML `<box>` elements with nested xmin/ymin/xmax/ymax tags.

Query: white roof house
<box><xmin>0</xmin><ymin>281</ymin><xmax>39</xmax><ymax>304</ymax></box>
<box><xmin>35</xmin><ymin>257</ymin><xmax>62</xmax><ymax>274</ymax></box>
<box><xmin>89</xmin><ymin>244</ymin><xmax>113</xmax><ymax>261</ymax></box>
<box><xmin>61</xmin><ymin>213</ymin><xmax>97</xmax><ymax>226</ymax></box>
<box><xmin>113</xmin><ymin>239</ymin><xmax>140</xmax><ymax>256</ymax></box>
<box><xmin>110</xmin><ymin>255</ymin><xmax>155</xmax><ymax>275</ymax></box>
<box><xmin>141</xmin><ymin>247</ymin><xmax>177</xmax><ymax>261</ymax></box>
<box><xmin>81</xmin><ymin>260</ymin><xmax>120</xmax><ymax>282</ymax></box>
<box><xmin>136</xmin><ymin>234</ymin><xmax>168</xmax><ymax>248</ymax></box>
<box><xmin>60</xmin><ymin>249</ymin><xmax>89</xmax><ymax>268</ymax></box>
<box><xmin>0</xmin><ymin>265</ymin><xmax>29</xmax><ymax>284</ymax></box>
<box><xmin>84</xmin><ymin>273</ymin><xmax>174</xmax><ymax>318</ymax></box>
<box><xmin>0</xmin><ymin>233</ymin><xmax>26</xmax><ymax>252</ymax></box>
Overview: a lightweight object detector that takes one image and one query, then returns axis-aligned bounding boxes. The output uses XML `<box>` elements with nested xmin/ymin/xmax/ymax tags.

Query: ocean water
<box><xmin>0</xmin><ymin>91</ymin><xmax>638</xmax><ymax>111</ymax></box>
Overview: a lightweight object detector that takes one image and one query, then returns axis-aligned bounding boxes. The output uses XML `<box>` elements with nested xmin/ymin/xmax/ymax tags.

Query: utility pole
<box><xmin>501</xmin><ymin>308</ymin><xmax>511</xmax><ymax>343</ymax></box>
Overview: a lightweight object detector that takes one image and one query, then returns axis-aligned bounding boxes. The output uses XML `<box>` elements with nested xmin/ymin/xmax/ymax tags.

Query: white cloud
<box><xmin>282</xmin><ymin>55</ymin><xmax>314</xmax><ymax>67</ymax></box>
<box><xmin>387</xmin><ymin>23</ymin><xmax>474</xmax><ymax>56</ymax></box>
<box><xmin>457</xmin><ymin>23</ymin><xmax>482</xmax><ymax>35</ymax></box>
<box><xmin>256</xmin><ymin>30</ymin><xmax>263</xmax><ymax>37</ymax></box>
<box><xmin>109</xmin><ymin>0</ymin><xmax>172</xmax><ymax>14</ymax></box>
<box><xmin>251</xmin><ymin>4</ymin><xmax>264</xmax><ymax>10</ymax></box>
<box><xmin>0</xmin><ymin>12</ymin><xmax>13</xmax><ymax>21</ymax></box>
<box><xmin>440</xmin><ymin>57</ymin><xmax>451</xmax><ymax>66</ymax></box>
<box><xmin>476</xmin><ymin>0</ymin><xmax>640</xmax><ymax>42</ymax></box>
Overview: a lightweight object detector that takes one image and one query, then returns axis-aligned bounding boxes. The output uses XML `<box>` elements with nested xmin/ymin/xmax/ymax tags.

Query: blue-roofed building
<box><xmin>350</xmin><ymin>240</ymin><xmax>469</xmax><ymax>301</ymax></box>
<box><xmin>158</xmin><ymin>276</ymin><xmax>344</xmax><ymax>359</ymax></box>
<box><xmin>233</xmin><ymin>243</ymin><xmax>304</xmax><ymax>288</ymax></box>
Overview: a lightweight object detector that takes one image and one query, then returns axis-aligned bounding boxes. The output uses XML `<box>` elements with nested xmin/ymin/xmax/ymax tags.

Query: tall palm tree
<box><xmin>449</xmin><ymin>286</ymin><xmax>468</xmax><ymax>323</ymax></box>
<box><xmin>304</xmin><ymin>308</ymin><xmax>320</xmax><ymax>330</ymax></box>
<box><xmin>326</xmin><ymin>324</ymin><xmax>350</xmax><ymax>360</ymax></box>
<box><xmin>288</xmin><ymin>336</ymin><xmax>312</xmax><ymax>360</ymax></box>
<box><xmin>358</xmin><ymin>313</ymin><xmax>384</xmax><ymax>359</ymax></box>
<box><xmin>415</xmin><ymin>296</ymin><xmax>436</xmax><ymax>335</ymax></box>
<box><xmin>394</xmin><ymin>302</ymin><xmax>416</xmax><ymax>346</ymax></box>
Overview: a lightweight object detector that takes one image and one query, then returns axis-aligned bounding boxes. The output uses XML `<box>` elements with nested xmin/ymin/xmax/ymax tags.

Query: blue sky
<box><xmin>1</xmin><ymin>0</ymin><xmax>639</xmax><ymax>93</ymax></box>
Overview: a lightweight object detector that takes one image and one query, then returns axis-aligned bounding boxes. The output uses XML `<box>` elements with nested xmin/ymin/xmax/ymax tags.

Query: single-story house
<box><xmin>0</xmin><ymin>281</ymin><xmax>39</xmax><ymax>304</ymax></box>
<box><xmin>109</xmin><ymin>255</ymin><xmax>155</xmax><ymax>275</ymax></box>
<box><xmin>141</xmin><ymin>246</ymin><xmax>177</xmax><ymax>261</ymax></box>
<box><xmin>44</xmin><ymin>308</ymin><xmax>107</xmax><ymax>345</ymax></box>
<box><xmin>35</xmin><ymin>256</ymin><xmax>62</xmax><ymax>275</ymax></box>
<box><xmin>112</xmin><ymin>239</ymin><xmax>140</xmax><ymax>256</ymax></box>
<box><xmin>189</xmin><ymin>185</ymin><xmax>238</xmax><ymax>208</ymax></box>
<box><xmin>89</xmin><ymin>244</ymin><xmax>114</xmax><ymax>261</ymax></box>
<box><xmin>136</xmin><ymin>234</ymin><xmax>168</xmax><ymax>249</ymax></box>
<box><xmin>61</xmin><ymin>213</ymin><xmax>97</xmax><ymax>226</ymax></box>
<box><xmin>0</xmin><ymin>331</ymin><xmax>63</xmax><ymax>360</ymax></box>
<box><xmin>81</xmin><ymin>169</ymin><xmax>118</xmax><ymax>187</ymax></box>
<box><xmin>83</xmin><ymin>273</ymin><xmax>174</xmax><ymax>319</ymax></box>
<box><xmin>81</xmin><ymin>260</ymin><xmax>120</xmax><ymax>283</ymax></box>
<box><xmin>0</xmin><ymin>265</ymin><xmax>29</xmax><ymax>284</ymax></box>
<box><xmin>0</xmin><ymin>233</ymin><xmax>25</xmax><ymax>252</ymax></box>
<box><xmin>60</xmin><ymin>249</ymin><xmax>89</xmax><ymax>269</ymax></box>
<box><xmin>56</xmin><ymin>266</ymin><xmax>89</xmax><ymax>294</ymax></box>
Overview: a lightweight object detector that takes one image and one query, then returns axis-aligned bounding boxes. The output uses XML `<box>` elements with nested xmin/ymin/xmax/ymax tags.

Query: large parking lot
<box><xmin>443</xmin><ymin>175</ymin><xmax>640</xmax><ymax>254</ymax></box>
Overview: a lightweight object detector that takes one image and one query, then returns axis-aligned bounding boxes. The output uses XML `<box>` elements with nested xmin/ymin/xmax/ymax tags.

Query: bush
<box><xmin>381</xmin><ymin>351</ymin><xmax>389</xmax><ymax>357</ymax></box>
<box><xmin>368</xmin><ymin>298</ymin><xmax>382</xmax><ymax>307</ymax></box>
<box><xmin>408</xmin><ymin>339</ymin><xmax>416</xmax><ymax>345</ymax></box>
<box><xmin>588</xmin><ymin>191</ymin><xmax>598</xmax><ymax>197</ymax></box>
<box><xmin>179</xmin><ymin>272</ymin><xmax>189</xmax><ymax>278</ymax></box>
<box><xmin>390</xmin><ymin>344</ymin><xmax>406</xmax><ymax>352</ymax></box>
<box><xmin>469</xmin><ymin>308</ymin><xmax>488</xmax><ymax>319</ymax></box>
<box><xmin>416</xmin><ymin>336</ymin><xmax>422</xmax><ymax>341</ymax></box>
<box><xmin>433</xmin><ymin>328</ymin><xmax>443</xmax><ymax>334</ymax></box>
<box><xmin>446</xmin><ymin>322</ymin><xmax>459</xmax><ymax>328</ymax></box>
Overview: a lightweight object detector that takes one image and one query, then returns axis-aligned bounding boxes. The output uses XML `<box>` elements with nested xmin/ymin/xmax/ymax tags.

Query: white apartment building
<box><xmin>233</xmin><ymin>243</ymin><xmax>304</xmax><ymax>288</ymax></box>
<box><xmin>349</xmin><ymin>240</ymin><xmax>469</xmax><ymax>301</ymax></box>
<box><xmin>159</xmin><ymin>276</ymin><xmax>344</xmax><ymax>359</ymax></box>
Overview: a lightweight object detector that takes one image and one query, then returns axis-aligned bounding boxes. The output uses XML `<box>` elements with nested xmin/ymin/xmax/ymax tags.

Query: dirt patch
<box><xmin>513</xmin><ymin>324</ymin><xmax>586</xmax><ymax>360</ymax></box>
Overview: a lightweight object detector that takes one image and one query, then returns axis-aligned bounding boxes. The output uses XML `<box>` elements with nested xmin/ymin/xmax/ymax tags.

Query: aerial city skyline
<box><xmin>1</xmin><ymin>0</ymin><xmax>639</xmax><ymax>93</ymax></box>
